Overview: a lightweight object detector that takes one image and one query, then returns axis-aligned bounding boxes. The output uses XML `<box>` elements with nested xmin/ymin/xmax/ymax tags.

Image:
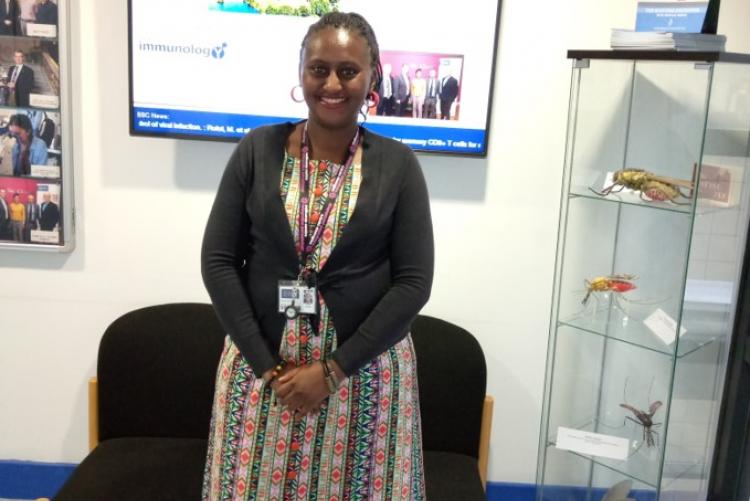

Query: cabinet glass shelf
<box><xmin>569</xmin><ymin>188</ymin><xmax>694</xmax><ymax>216</ymax></box>
<box><xmin>546</xmin><ymin>422</ymin><xmax>704</xmax><ymax>490</ymax></box>
<box><xmin>558</xmin><ymin>305</ymin><xmax>726</xmax><ymax>359</ymax></box>
<box><xmin>570</xmin><ymin>186</ymin><xmax>742</xmax><ymax>218</ymax></box>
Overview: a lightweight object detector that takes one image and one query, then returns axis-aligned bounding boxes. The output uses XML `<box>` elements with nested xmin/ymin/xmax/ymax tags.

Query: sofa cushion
<box><xmin>55</xmin><ymin>440</ymin><xmax>484</xmax><ymax>500</ymax></box>
<box><xmin>423</xmin><ymin>450</ymin><xmax>486</xmax><ymax>500</ymax></box>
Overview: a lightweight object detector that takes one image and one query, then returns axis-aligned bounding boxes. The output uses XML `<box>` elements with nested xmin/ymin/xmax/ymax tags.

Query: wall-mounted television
<box><xmin>128</xmin><ymin>0</ymin><xmax>502</xmax><ymax>156</ymax></box>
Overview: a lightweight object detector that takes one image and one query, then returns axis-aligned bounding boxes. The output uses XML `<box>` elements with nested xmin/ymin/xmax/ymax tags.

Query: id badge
<box><xmin>278</xmin><ymin>280</ymin><xmax>318</xmax><ymax>320</ymax></box>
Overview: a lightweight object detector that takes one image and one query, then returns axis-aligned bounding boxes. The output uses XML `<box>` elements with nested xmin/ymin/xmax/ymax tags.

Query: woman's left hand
<box><xmin>274</xmin><ymin>362</ymin><xmax>329</xmax><ymax>415</ymax></box>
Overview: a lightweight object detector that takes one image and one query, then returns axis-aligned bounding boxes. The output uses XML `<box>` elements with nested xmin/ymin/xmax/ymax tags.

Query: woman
<box><xmin>201</xmin><ymin>11</ymin><xmax>433</xmax><ymax>501</ymax></box>
<box><xmin>410</xmin><ymin>68</ymin><xmax>425</xmax><ymax>119</ymax></box>
<box><xmin>8</xmin><ymin>113</ymin><xmax>48</xmax><ymax>176</ymax></box>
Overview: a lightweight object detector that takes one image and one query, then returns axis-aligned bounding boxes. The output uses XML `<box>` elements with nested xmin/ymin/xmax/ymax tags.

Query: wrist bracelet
<box><xmin>321</xmin><ymin>360</ymin><xmax>337</xmax><ymax>394</ymax></box>
<box><xmin>325</xmin><ymin>360</ymin><xmax>341</xmax><ymax>387</ymax></box>
<box><xmin>267</xmin><ymin>360</ymin><xmax>287</xmax><ymax>385</ymax></box>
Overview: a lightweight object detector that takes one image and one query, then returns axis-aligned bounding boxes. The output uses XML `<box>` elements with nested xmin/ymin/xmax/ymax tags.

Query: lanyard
<box><xmin>297</xmin><ymin>121</ymin><xmax>361</xmax><ymax>267</ymax></box>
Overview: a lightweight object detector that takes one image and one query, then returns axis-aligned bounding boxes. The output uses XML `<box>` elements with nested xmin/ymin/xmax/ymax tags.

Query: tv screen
<box><xmin>128</xmin><ymin>0</ymin><xmax>502</xmax><ymax>156</ymax></box>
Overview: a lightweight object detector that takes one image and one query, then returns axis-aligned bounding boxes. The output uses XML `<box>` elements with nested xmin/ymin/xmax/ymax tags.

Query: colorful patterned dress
<box><xmin>202</xmin><ymin>152</ymin><xmax>426</xmax><ymax>501</ymax></box>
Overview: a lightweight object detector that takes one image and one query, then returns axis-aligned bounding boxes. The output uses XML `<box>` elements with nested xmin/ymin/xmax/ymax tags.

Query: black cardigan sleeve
<box><xmin>331</xmin><ymin>149</ymin><xmax>434</xmax><ymax>376</ymax></box>
<box><xmin>201</xmin><ymin>135</ymin><xmax>279</xmax><ymax>378</ymax></box>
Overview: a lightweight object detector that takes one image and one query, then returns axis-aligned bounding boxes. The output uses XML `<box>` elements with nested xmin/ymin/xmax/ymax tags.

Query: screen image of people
<box><xmin>374</xmin><ymin>51</ymin><xmax>463</xmax><ymax>120</ymax></box>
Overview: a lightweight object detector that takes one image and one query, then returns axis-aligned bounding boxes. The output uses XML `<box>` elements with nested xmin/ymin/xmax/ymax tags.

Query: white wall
<box><xmin>1</xmin><ymin>0</ymin><xmax>749</xmax><ymax>485</ymax></box>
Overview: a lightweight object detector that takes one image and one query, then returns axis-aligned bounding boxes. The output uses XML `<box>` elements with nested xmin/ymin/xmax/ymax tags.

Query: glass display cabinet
<box><xmin>537</xmin><ymin>51</ymin><xmax>750</xmax><ymax>501</ymax></box>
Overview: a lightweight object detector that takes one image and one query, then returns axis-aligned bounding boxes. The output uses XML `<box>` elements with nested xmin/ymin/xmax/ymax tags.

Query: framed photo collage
<box><xmin>0</xmin><ymin>0</ymin><xmax>72</xmax><ymax>251</ymax></box>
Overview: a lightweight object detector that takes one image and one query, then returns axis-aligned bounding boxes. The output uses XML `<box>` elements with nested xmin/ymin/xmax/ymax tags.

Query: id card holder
<box><xmin>278</xmin><ymin>280</ymin><xmax>318</xmax><ymax>320</ymax></box>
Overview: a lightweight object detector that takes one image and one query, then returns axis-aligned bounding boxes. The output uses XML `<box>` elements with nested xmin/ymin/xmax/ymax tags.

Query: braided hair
<box><xmin>300</xmin><ymin>12</ymin><xmax>383</xmax><ymax>91</ymax></box>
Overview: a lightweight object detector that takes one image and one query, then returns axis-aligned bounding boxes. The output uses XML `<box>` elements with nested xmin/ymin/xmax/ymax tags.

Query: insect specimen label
<box><xmin>556</xmin><ymin>426</ymin><xmax>630</xmax><ymax>460</ymax></box>
<box><xmin>644</xmin><ymin>308</ymin><xmax>687</xmax><ymax>345</ymax></box>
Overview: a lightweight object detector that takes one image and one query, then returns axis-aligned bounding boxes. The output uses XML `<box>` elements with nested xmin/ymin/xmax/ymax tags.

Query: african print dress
<box><xmin>202</xmin><ymin>153</ymin><xmax>427</xmax><ymax>501</ymax></box>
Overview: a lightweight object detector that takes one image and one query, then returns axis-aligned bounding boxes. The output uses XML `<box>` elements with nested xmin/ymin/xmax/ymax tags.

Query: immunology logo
<box><xmin>139</xmin><ymin>41</ymin><xmax>228</xmax><ymax>59</ymax></box>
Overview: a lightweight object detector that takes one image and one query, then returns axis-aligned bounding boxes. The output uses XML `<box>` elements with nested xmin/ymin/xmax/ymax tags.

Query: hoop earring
<box><xmin>366</xmin><ymin>91</ymin><xmax>379</xmax><ymax>109</ymax></box>
<box><xmin>290</xmin><ymin>85</ymin><xmax>304</xmax><ymax>103</ymax></box>
<box><xmin>359</xmin><ymin>91</ymin><xmax>379</xmax><ymax>122</ymax></box>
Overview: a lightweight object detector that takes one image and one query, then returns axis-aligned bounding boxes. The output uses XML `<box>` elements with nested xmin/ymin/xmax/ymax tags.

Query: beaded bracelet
<box><xmin>267</xmin><ymin>360</ymin><xmax>287</xmax><ymax>385</ymax></box>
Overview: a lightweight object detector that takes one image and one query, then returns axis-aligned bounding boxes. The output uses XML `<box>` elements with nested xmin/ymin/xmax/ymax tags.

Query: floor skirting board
<box><xmin>0</xmin><ymin>460</ymin><xmax>76</xmax><ymax>500</ymax></box>
<box><xmin>487</xmin><ymin>481</ymin><xmax>537</xmax><ymax>500</ymax></box>
<box><xmin>501</xmin><ymin>482</ymin><xmax>660</xmax><ymax>501</ymax></box>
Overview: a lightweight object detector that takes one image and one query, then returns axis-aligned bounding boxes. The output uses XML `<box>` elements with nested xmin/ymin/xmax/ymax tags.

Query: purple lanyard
<box><xmin>298</xmin><ymin>121</ymin><xmax>361</xmax><ymax>266</ymax></box>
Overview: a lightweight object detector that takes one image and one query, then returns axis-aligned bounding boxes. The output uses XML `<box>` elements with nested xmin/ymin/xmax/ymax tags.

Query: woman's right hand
<box><xmin>273</xmin><ymin>362</ymin><xmax>329</xmax><ymax>415</ymax></box>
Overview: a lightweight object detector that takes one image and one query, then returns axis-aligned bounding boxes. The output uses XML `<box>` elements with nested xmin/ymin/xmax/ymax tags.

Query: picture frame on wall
<box><xmin>0</xmin><ymin>0</ymin><xmax>73</xmax><ymax>252</ymax></box>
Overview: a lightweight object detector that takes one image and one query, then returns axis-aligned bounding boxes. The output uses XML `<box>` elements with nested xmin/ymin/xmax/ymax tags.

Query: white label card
<box><xmin>29</xmin><ymin>94</ymin><xmax>60</xmax><ymax>109</ymax></box>
<box><xmin>644</xmin><ymin>308</ymin><xmax>687</xmax><ymax>345</ymax></box>
<box><xmin>30</xmin><ymin>229</ymin><xmax>59</xmax><ymax>244</ymax></box>
<box><xmin>26</xmin><ymin>23</ymin><xmax>57</xmax><ymax>37</ymax></box>
<box><xmin>556</xmin><ymin>426</ymin><xmax>630</xmax><ymax>461</ymax></box>
<box><xmin>31</xmin><ymin>164</ymin><xmax>60</xmax><ymax>179</ymax></box>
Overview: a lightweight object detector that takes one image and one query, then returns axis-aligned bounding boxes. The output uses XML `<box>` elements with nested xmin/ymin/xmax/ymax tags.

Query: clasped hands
<box><xmin>264</xmin><ymin>360</ymin><xmax>341</xmax><ymax>415</ymax></box>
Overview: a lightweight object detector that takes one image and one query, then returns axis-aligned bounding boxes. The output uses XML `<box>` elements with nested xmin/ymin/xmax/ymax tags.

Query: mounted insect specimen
<box><xmin>590</xmin><ymin>169</ymin><xmax>694</xmax><ymax>204</ymax></box>
<box><xmin>620</xmin><ymin>378</ymin><xmax>663</xmax><ymax>452</ymax></box>
<box><xmin>621</xmin><ymin>400</ymin><xmax>662</xmax><ymax>448</ymax></box>
<box><xmin>582</xmin><ymin>274</ymin><xmax>637</xmax><ymax>306</ymax></box>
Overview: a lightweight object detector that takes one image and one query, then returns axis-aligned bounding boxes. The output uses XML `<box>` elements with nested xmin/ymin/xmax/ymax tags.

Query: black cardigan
<box><xmin>201</xmin><ymin>122</ymin><xmax>434</xmax><ymax>377</ymax></box>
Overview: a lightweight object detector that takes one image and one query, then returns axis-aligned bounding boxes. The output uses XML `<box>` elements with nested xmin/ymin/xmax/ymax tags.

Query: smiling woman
<box><xmin>200</xmin><ymin>11</ymin><xmax>433</xmax><ymax>501</ymax></box>
<box><xmin>299</xmin><ymin>24</ymin><xmax>376</xmax><ymax>144</ymax></box>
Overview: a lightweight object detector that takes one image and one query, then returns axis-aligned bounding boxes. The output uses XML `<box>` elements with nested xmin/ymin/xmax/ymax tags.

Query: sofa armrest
<box><xmin>89</xmin><ymin>377</ymin><xmax>99</xmax><ymax>451</ymax></box>
<box><xmin>478</xmin><ymin>395</ymin><xmax>493</xmax><ymax>490</ymax></box>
